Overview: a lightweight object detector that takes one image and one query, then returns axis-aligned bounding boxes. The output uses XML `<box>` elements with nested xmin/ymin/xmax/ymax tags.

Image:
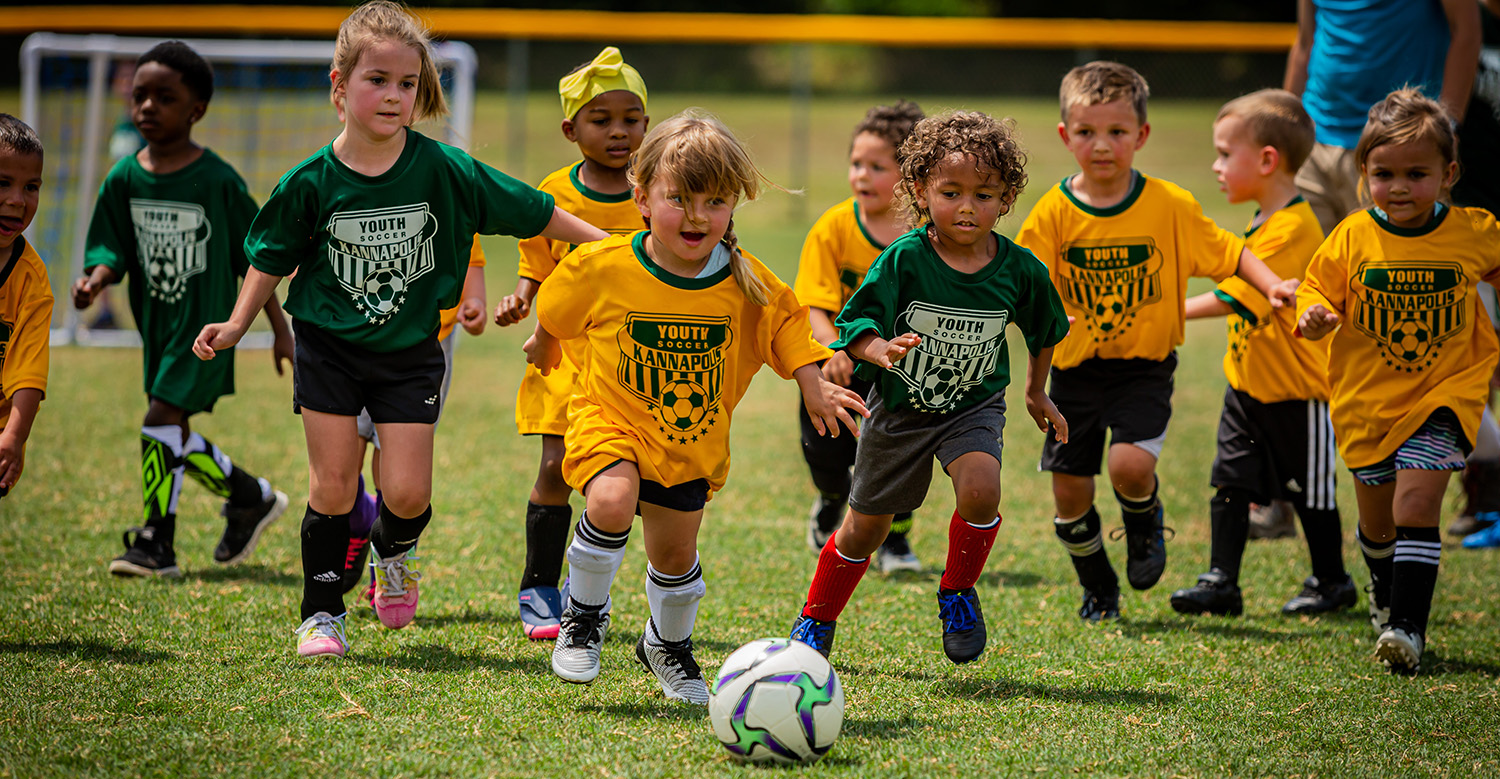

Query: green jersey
<box><xmin>247</xmin><ymin>129</ymin><xmax>554</xmax><ymax>351</ymax></box>
<box><xmin>84</xmin><ymin>148</ymin><xmax>256</xmax><ymax>413</ymax></box>
<box><xmin>834</xmin><ymin>228</ymin><xmax>1069</xmax><ymax>413</ymax></box>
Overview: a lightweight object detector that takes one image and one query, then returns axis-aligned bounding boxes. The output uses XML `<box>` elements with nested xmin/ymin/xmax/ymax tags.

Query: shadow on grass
<box><xmin>191</xmin><ymin>564</ymin><xmax>299</xmax><ymax>586</ymax></box>
<box><xmin>577</xmin><ymin>701</ymin><xmax>705</xmax><ymax>722</ymax></box>
<box><xmin>944</xmin><ymin>676</ymin><xmax>1179</xmax><ymax>707</ymax></box>
<box><xmin>348</xmin><ymin>644</ymin><xmax>551</xmax><ymax>674</ymax></box>
<box><xmin>1427</xmin><ymin>655</ymin><xmax>1500</xmax><ymax>677</ymax></box>
<box><xmin>412</xmin><ymin>610</ymin><xmax>510</xmax><ymax>627</ymax></box>
<box><xmin>0</xmin><ymin>638</ymin><xmax>173</xmax><ymax>664</ymax></box>
<box><xmin>835</xmin><ymin>663</ymin><xmax>942</xmax><ymax>683</ymax></box>
<box><xmin>977</xmin><ymin>569</ymin><xmax>1046</xmax><ymax>589</ymax></box>
<box><xmin>842</xmin><ymin>712</ymin><xmax>927</xmax><ymax>741</ymax></box>
<box><xmin>1116</xmin><ymin>619</ymin><xmax>1337</xmax><ymax>641</ymax></box>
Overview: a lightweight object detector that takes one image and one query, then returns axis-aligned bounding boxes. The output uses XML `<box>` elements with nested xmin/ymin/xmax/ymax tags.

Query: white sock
<box><xmin>646</xmin><ymin>556</ymin><xmax>705</xmax><ymax>643</ymax></box>
<box><xmin>565</xmin><ymin>512</ymin><xmax>628</xmax><ymax>609</ymax></box>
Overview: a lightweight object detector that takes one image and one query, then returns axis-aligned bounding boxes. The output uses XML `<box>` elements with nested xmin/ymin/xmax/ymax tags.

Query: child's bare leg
<box><xmin>1051</xmin><ymin>472</ymin><xmax>1095</xmax><ymax>518</ymax></box>
<box><xmin>1106</xmin><ymin>443</ymin><xmax>1157</xmax><ymax>499</ymax></box>
<box><xmin>640</xmin><ymin>503</ymin><xmax>705</xmax><ymax>642</ymax></box>
<box><xmin>299</xmin><ymin>409</ymin><xmax>362</xmax><ymax>619</ymax></box>
<box><xmin>941</xmin><ymin>452</ymin><xmax>1002</xmax><ymax>593</ymax></box>
<box><xmin>1107</xmin><ymin>442</ymin><xmax>1168</xmax><ymax>591</ymax></box>
<box><xmin>565</xmin><ymin>462</ymin><xmax>639</xmax><ymax>609</ymax></box>
<box><xmin>531</xmin><ymin>434</ymin><xmax>572</xmax><ymax>504</ymax></box>
<box><xmin>521</xmin><ymin>435</ymin><xmax>574</xmax><ymax>593</ymax></box>
<box><xmin>368</xmin><ymin>422</ymin><xmax>434</xmax><ymax>558</ymax></box>
<box><xmin>834</xmin><ymin>508</ymin><xmax>895</xmax><ymax>559</ymax></box>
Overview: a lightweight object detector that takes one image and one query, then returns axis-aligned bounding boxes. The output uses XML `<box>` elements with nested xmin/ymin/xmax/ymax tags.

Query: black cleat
<box><xmin>936</xmin><ymin>587</ymin><xmax>986</xmax><ymax>664</ymax></box>
<box><xmin>214</xmin><ymin>490</ymin><xmax>289</xmax><ymax>564</ymax></box>
<box><xmin>1281</xmin><ymin>574</ymin><xmax>1357</xmax><ymax>615</ymax></box>
<box><xmin>1078</xmin><ymin>587</ymin><xmax>1120</xmax><ymax>621</ymax></box>
<box><xmin>109</xmin><ymin>527</ymin><xmax>182</xmax><ymax>578</ymax></box>
<box><xmin>1114</xmin><ymin>505</ymin><xmax>1171</xmax><ymax>590</ymax></box>
<box><xmin>1170</xmin><ymin>570</ymin><xmax>1243</xmax><ymax>616</ymax></box>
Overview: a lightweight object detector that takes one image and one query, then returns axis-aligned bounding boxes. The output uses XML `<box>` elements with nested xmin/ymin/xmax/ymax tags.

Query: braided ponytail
<box><xmin>723</xmin><ymin>218</ymin><xmax>769</xmax><ymax>306</ymax></box>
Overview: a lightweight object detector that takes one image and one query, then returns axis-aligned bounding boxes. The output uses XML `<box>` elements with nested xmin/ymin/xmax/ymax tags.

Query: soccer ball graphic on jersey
<box><xmin>146</xmin><ymin>251</ymin><xmax>182</xmax><ymax>299</ymax></box>
<box><xmin>1092</xmin><ymin>291</ymin><xmax>1128</xmax><ymax>334</ymax></box>
<box><xmin>918</xmin><ymin>363</ymin><xmax>965</xmax><ymax>409</ymax></box>
<box><xmin>362</xmin><ymin>268</ymin><xmax>407</xmax><ymax>316</ymax></box>
<box><xmin>659</xmin><ymin>379</ymin><xmax>708</xmax><ymax>431</ymax></box>
<box><xmin>1388</xmin><ymin>317</ymin><xmax>1432</xmax><ymax>363</ymax></box>
<box><xmin>708</xmin><ymin>638</ymin><xmax>843</xmax><ymax>764</ymax></box>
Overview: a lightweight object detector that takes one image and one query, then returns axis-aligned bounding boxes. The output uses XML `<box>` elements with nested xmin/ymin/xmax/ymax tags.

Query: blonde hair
<box><xmin>331</xmin><ymin>1</ymin><xmax>448</xmax><ymax>125</ymax></box>
<box><xmin>897</xmin><ymin>111</ymin><xmax>1028</xmax><ymax>228</ymax></box>
<box><xmin>1354</xmin><ymin>87</ymin><xmax>1459</xmax><ymax>199</ymax></box>
<box><xmin>1059</xmin><ymin>61</ymin><xmax>1149</xmax><ymax>124</ymax></box>
<box><xmin>1216</xmin><ymin>89</ymin><xmax>1315</xmax><ymax>173</ymax></box>
<box><xmin>628</xmin><ymin>110</ymin><xmax>774</xmax><ymax>306</ymax></box>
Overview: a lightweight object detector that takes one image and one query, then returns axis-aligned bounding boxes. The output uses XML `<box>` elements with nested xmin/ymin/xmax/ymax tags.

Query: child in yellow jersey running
<box><xmin>1298</xmin><ymin>88</ymin><xmax>1500</xmax><ymax>675</ymax></box>
<box><xmin>793</xmin><ymin>100</ymin><xmax>924</xmax><ymax>571</ymax></box>
<box><xmin>494</xmin><ymin>47</ymin><xmax>650</xmax><ymax>641</ymax></box>
<box><xmin>0</xmin><ymin>116</ymin><xmax>53</xmax><ymax>502</ymax></box>
<box><xmin>527</xmin><ymin>111</ymin><xmax>867</xmax><ymax>704</ymax></box>
<box><xmin>1168</xmin><ymin>89</ymin><xmax>1352</xmax><ymax>618</ymax></box>
<box><xmin>1018</xmin><ymin>61</ymin><xmax>1299</xmax><ymax>621</ymax></box>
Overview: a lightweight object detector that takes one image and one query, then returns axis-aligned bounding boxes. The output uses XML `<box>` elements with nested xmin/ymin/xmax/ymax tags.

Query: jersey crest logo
<box><xmin>1352</xmin><ymin>261</ymin><xmax>1468</xmax><ymax>372</ymax></box>
<box><xmin>1226</xmin><ymin>306</ymin><xmax>1270</xmax><ymax>369</ymax></box>
<box><xmin>326</xmin><ymin>204</ymin><xmax>439</xmax><ymax>325</ymax></box>
<box><xmin>1057</xmin><ymin>237</ymin><xmax>1163</xmax><ymax>343</ymax></box>
<box><xmin>616</xmin><ymin>313</ymin><xmax>733</xmax><ymax>442</ymax></box>
<box><xmin>893</xmin><ymin>303</ymin><xmax>1008</xmax><ymax>412</ymax></box>
<box><xmin>129</xmin><ymin>199</ymin><xmax>211</xmax><ymax>303</ymax></box>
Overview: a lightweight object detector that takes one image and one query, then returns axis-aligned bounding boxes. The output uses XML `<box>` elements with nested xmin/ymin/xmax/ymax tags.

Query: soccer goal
<box><xmin>19</xmin><ymin>32</ymin><xmax>478</xmax><ymax>346</ymax></box>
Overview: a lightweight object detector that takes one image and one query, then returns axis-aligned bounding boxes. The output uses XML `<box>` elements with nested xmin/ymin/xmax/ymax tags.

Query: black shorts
<box><xmin>585</xmin><ymin>459</ymin><xmax>710</xmax><ymax>513</ymax></box>
<box><xmin>1211</xmin><ymin>387</ymin><xmax>1338</xmax><ymax>508</ymax></box>
<box><xmin>797</xmin><ymin>373</ymin><xmax>872</xmax><ymax>474</ymax></box>
<box><xmin>1040</xmin><ymin>354</ymin><xmax>1176</xmax><ymax>476</ymax></box>
<box><xmin>291</xmin><ymin>319</ymin><xmax>445</xmax><ymax>425</ymax></box>
<box><xmin>849</xmin><ymin>389</ymin><xmax>1005</xmax><ymax>516</ymax></box>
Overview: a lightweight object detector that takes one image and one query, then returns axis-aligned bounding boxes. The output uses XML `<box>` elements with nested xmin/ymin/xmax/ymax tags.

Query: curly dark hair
<box><xmin>851</xmin><ymin>99</ymin><xmax>924</xmax><ymax>151</ymax></box>
<box><xmin>139</xmin><ymin>41</ymin><xmax>214</xmax><ymax>103</ymax></box>
<box><xmin>897</xmin><ymin>111</ymin><xmax>1028</xmax><ymax>227</ymax></box>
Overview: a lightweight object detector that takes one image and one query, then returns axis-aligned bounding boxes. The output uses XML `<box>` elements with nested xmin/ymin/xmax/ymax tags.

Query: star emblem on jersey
<box><xmin>130</xmin><ymin>199</ymin><xmax>212</xmax><ymax>303</ymax></box>
<box><xmin>891</xmin><ymin>302</ymin><xmax>1008</xmax><ymax>412</ymax></box>
<box><xmin>1352</xmin><ymin>261</ymin><xmax>1466</xmax><ymax>374</ymax></box>
<box><xmin>616</xmin><ymin>313</ymin><xmax>733</xmax><ymax>439</ymax></box>
<box><xmin>1056</xmin><ymin>237</ymin><xmax>1163</xmax><ymax>343</ymax></box>
<box><xmin>326</xmin><ymin>204</ymin><xmax>439</xmax><ymax>325</ymax></box>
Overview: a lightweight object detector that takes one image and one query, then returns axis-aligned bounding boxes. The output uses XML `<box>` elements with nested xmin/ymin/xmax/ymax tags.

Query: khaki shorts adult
<box><xmin>1296</xmin><ymin>143</ymin><xmax>1363</xmax><ymax>235</ymax></box>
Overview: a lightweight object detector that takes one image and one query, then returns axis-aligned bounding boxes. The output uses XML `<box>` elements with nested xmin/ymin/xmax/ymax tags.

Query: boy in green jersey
<box><xmin>73</xmin><ymin>41</ymin><xmax>292</xmax><ymax>578</ymax></box>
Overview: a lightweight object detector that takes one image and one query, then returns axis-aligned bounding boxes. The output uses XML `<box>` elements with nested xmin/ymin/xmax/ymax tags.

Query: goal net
<box><xmin>19</xmin><ymin>32</ymin><xmax>477</xmax><ymax>346</ymax></box>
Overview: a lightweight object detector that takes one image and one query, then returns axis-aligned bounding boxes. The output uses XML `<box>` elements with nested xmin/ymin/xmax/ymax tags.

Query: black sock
<box><xmin>1389</xmin><ymin>526</ymin><xmax>1441</xmax><ymax>636</ymax></box>
<box><xmin>301</xmin><ymin>506</ymin><xmax>350</xmax><ymax>619</ymax></box>
<box><xmin>1296</xmin><ymin>506</ymin><xmax>1347</xmax><ymax>583</ymax></box>
<box><xmin>1358</xmin><ymin>526</ymin><xmax>1395</xmax><ymax>604</ymax></box>
<box><xmin>520</xmin><ymin>501</ymin><xmax>572</xmax><ymax>590</ymax></box>
<box><xmin>1055</xmin><ymin>506</ymin><xmax>1118</xmax><ymax>593</ymax></box>
<box><xmin>1115</xmin><ymin>478</ymin><xmax>1161</xmax><ymax>531</ymax></box>
<box><xmin>1208</xmin><ymin>487</ymin><xmax>1252</xmax><ymax>582</ymax></box>
<box><xmin>371</xmin><ymin>502</ymin><xmax>432</xmax><ymax>558</ymax></box>
<box><xmin>225</xmin><ymin>466</ymin><xmax>267</xmax><ymax>508</ymax></box>
<box><xmin>807</xmin><ymin>462</ymin><xmax>851</xmax><ymax>534</ymax></box>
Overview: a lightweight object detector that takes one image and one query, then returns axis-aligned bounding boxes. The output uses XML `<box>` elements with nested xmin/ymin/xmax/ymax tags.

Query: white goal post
<box><xmin>19</xmin><ymin>32</ymin><xmax>477</xmax><ymax>347</ymax></box>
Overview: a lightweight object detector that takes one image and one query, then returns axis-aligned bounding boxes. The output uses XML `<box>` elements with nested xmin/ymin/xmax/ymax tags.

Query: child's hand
<box><xmin>1268</xmin><ymin>277</ymin><xmax>1300</xmax><ymax>308</ymax></box>
<box><xmin>803</xmin><ymin>376</ymin><xmax>869</xmax><ymax>439</ymax></box>
<box><xmin>495</xmin><ymin>294</ymin><xmax>530</xmax><ymax>327</ymax></box>
<box><xmin>0</xmin><ymin>432</ymin><xmax>25</xmax><ymax>492</ymax></box>
<box><xmin>822</xmin><ymin>350</ymin><xmax>855</xmax><ymax>386</ymax></box>
<box><xmin>70</xmin><ymin>276</ymin><xmax>100</xmax><ymax>310</ymax></box>
<box><xmin>1297</xmin><ymin>304</ymin><xmax>1340</xmax><ymax>341</ymax></box>
<box><xmin>524</xmin><ymin>329</ymin><xmax>562</xmax><ymax>375</ymax></box>
<box><xmin>872</xmin><ymin>333</ymin><xmax>922</xmax><ymax>369</ymax></box>
<box><xmin>271</xmin><ymin>327</ymin><xmax>294</xmax><ymax>376</ymax></box>
<box><xmin>459</xmin><ymin>297</ymin><xmax>487</xmax><ymax>335</ymax></box>
<box><xmin>1025</xmin><ymin>388</ymin><xmax>1069</xmax><ymax>443</ymax></box>
<box><xmin>194</xmin><ymin>321</ymin><xmax>246</xmax><ymax>361</ymax></box>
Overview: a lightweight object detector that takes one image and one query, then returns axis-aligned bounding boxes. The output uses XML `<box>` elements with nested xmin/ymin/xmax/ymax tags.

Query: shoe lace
<box><xmin>123</xmin><ymin>526</ymin><xmax>154</xmax><ymax>549</ymax></box>
<box><xmin>563</xmin><ymin>608</ymin><xmax>604</xmax><ymax>649</ymax></box>
<box><xmin>937</xmin><ymin>591</ymin><xmax>978</xmax><ymax>632</ymax></box>
<box><xmin>294</xmin><ymin>613</ymin><xmax>347</xmax><ymax>647</ymax></box>
<box><xmin>373</xmin><ymin>552</ymin><xmax>422</xmax><ymax>596</ymax></box>
<box><xmin>790</xmin><ymin>618</ymin><xmax>834</xmax><ymax>650</ymax></box>
<box><xmin>655</xmin><ymin>638</ymin><xmax>703</xmax><ymax>681</ymax></box>
<box><xmin>1108</xmin><ymin>525</ymin><xmax>1177</xmax><ymax>544</ymax></box>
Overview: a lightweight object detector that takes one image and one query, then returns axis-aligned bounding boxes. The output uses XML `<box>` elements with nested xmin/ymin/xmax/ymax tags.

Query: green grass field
<box><xmin>4</xmin><ymin>93</ymin><xmax>1499</xmax><ymax>778</ymax></box>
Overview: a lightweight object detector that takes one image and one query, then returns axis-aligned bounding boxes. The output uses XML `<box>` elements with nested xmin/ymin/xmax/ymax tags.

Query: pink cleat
<box><xmin>370</xmin><ymin>548</ymin><xmax>422</xmax><ymax>629</ymax></box>
<box><xmin>295</xmin><ymin>612</ymin><xmax>348</xmax><ymax>658</ymax></box>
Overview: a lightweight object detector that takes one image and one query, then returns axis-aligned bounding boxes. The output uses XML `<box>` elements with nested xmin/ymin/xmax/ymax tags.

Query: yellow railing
<box><xmin>3</xmin><ymin>6</ymin><xmax>1295</xmax><ymax>51</ymax></box>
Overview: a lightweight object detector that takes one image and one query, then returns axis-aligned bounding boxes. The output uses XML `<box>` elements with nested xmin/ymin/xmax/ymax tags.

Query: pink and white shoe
<box><xmin>370</xmin><ymin>548</ymin><xmax>422</xmax><ymax>629</ymax></box>
<box><xmin>295</xmin><ymin>612</ymin><xmax>348</xmax><ymax>658</ymax></box>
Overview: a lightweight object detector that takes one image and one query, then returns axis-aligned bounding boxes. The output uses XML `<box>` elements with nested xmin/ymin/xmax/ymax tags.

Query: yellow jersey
<box><xmin>536</xmin><ymin>231</ymin><xmax>831</xmax><ymax>493</ymax></box>
<box><xmin>436</xmin><ymin>236</ymin><xmax>485</xmax><ymax>342</ymax></box>
<box><xmin>792</xmin><ymin>197</ymin><xmax>886</xmax><ymax>314</ymax></box>
<box><xmin>516</xmin><ymin>162</ymin><xmax>648</xmax><ymax>436</ymax></box>
<box><xmin>1214</xmin><ymin>198</ymin><xmax>1331</xmax><ymax>403</ymax></box>
<box><xmin>1017</xmin><ymin>173</ymin><xmax>1243</xmax><ymax>370</ymax></box>
<box><xmin>0</xmin><ymin>239</ymin><xmax>53</xmax><ymax>428</ymax></box>
<box><xmin>1297</xmin><ymin>206</ymin><xmax>1500</xmax><ymax>468</ymax></box>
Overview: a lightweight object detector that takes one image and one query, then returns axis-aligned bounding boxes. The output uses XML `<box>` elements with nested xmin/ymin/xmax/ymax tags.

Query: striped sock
<box><xmin>939</xmin><ymin>510</ymin><xmax>1000</xmax><ymax>592</ymax></box>
<box><xmin>1357</xmin><ymin>526</ymin><xmax>1395</xmax><ymax>606</ymax></box>
<box><xmin>646</xmin><ymin>557</ymin><xmax>706</xmax><ymax>642</ymax></box>
<box><xmin>565</xmin><ymin>513</ymin><xmax>629</xmax><ymax>609</ymax></box>
<box><xmin>803</xmin><ymin>534</ymin><xmax>870</xmax><ymax>622</ymax></box>
<box><xmin>1054</xmin><ymin>507</ymin><xmax>1117</xmax><ymax>594</ymax></box>
<box><xmin>1389</xmin><ymin>526</ymin><xmax>1441</xmax><ymax>636</ymax></box>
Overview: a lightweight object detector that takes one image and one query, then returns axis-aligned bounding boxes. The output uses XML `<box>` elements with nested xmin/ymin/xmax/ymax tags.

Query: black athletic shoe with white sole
<box><xmin>109</xmin><ymin>526</ymin><xmax>182</xmax><ymax>578</ymax></box>
<box><xmin>1078</xmin><ymin>587</ymin><xmax>1120</xmax><ymax>621</ymax></box>
<box><xmin>937</xmin><ymin>587</ymin><xmax>986</xmax><ymax>664</ymax></box>
<box><xmin>1170</xmin><ymin>571</ymin><xmax>1243</xmax><ymax>616</ymax></box>
<box><xmin>1281</xmin><ymin>574</ymin><xmax>1357</xmax><ymax>615</ymax></box>
<box><xmin>1114</xmin><ymin>505</ymin><xmax>1171</xmax><ymax>590</ymax></box>
<box><xmin>214</xmin><ymin>490</ymin><xmax>289</xmax><ymax>564</ymax></box>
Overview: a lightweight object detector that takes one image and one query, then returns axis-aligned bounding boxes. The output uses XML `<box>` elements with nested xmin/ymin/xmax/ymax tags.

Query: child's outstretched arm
<box><xmin>847</xmin><ymin>331</ymin><xmax>923</xmax><ymax>369</ymax></box>
<box><xmin>496</xmin><ymin>277</ymin><xmax>541</xmax><ymax>326</ymax></box>
<box><xmin>1232</xmin><ymin>247</ymin><xmax>1299</xmax><ymax>308</ymax></box>
<box><xmin>793</xmin><ymin>363</ymin><xmax>869</xmax><ymax>439</ymax></box>
<box><xmin>0</xmin><ymin>388</ymin><xmax>42</xmax><ymax>492</ymax></box>
<box><xmin>194</xmin><ymin>268</ymin><xmax>284</xmax><ymax>360</ymax></box>
<box><xmin>1185</xmin><ymin>291</ymin><xmax>1235</xmax><ymax>320</ymax></box>
<box><xmin>70</xmin><ymin>265</ymin><xmax>121</xmax><ymax>310</ymax></box>
<box><xmin>1024</xmin><ymin>345</ymin><xmax>1068</xmax><ymax>443</ymax></box>
<box><xmin>457</xmin><ymin>264</ymin><xmax>488</xmax><ymax>335</ymax></box>
<box><xmin>539</xmin><ymin>208</ymin><xmax>608</xmax><ymax>247</ymax></box>
<box><xmin>260</xmin><ymin>292</ymin><xmax>294</xmax><ymax>375</ymax></box>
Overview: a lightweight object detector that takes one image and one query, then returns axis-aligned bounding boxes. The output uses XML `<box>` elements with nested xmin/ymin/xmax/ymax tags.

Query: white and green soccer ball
<box><xmin>708</xmin><ymin>638</ymin><xmax>843</xmax><ymax>764</ymax></box>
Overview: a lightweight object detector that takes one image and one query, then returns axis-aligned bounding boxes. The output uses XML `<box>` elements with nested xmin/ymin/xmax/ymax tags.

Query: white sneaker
<box><xmin>1375</xmin><ymin>626</ymin><xmax>1424</xmax><ymax>675</ymax></box>
<box><xmin>877</xmin><ymin>533</ymin><xmax>922</xmax><ymax>573</ymax></box>
<box><xmin>1365</xmin><ymin>584</ymin><xmax>1390</xmax><ymax>635</ymax></box>
<box><xmin>552</xmin><ymin>602</ymin><xmax>610</xmax><ymax>683</ymax></box>
<box><xmin>635</xmin><ymin>621</ymin><xmax>709</xmax><ymax>705</ymax></box>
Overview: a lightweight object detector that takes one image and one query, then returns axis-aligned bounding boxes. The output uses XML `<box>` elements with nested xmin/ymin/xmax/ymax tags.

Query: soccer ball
<box><xmin>362</xmin><ymin>268</ymin><xmax>407</xmax><ymax>315</ymax></box>
<box><xmin>1092</xmin><ymin>291</ymin><xmax>1128</xmax><ymax>333</ymax></box>
<box><xmin>708</xmin><ymin>638</ymin><xmax>844</xmax><ymax>764</ymax></box>
<box><xmin>918</xmin><ymin>363</ymin><xmax>965</xmax><ymax>409</ymax></box>
<box><xmin>1389</xmin><ymin>317</ymin><xmax>1431</xmax><ymax>362</ymax></box>
<box><xmin>146</xmin><ymin>252</ymin><xmax>181</xmax><ymax>299</ymax></box>
<box><xmin>658</xmin><ymin>379</ymin><xmax>708</xmax><ymax>431</ymax></box>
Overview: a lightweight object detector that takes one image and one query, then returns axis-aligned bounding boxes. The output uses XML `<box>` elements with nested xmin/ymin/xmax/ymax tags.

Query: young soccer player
<box><xmin>72</xmin><ymin>42</ymin><xmax>292</xmax><ymax>578</ymax></box>
<box><xmin>1298</xmin><ymin>88</ymin><xmax>1500</xmax><ymax>674</ymax></box>
<box><xmin>192</xmin><ymin>0</ymin><xmax>606</xmax><ymax>658</ymax></box>
<box><xmin>1168</xmin><ymin>89</ymin><xmax>1353</xmax><ymax>617</ymax></box>
<box><xmin>1016</xmin><ymin>61</ymin><xmax>1299</xmax><ymax>621</ymax></box>
<box><xmin>493</xmin><ymin>46</ymin><xmax>650</xmax><ymax>640</ymax></box>
<box><xmin>793</xmin><ymin>100</ymin><xmax>926</xmax><ymax>572</ymax></box>
<box><xmin>0</xmin><ymin>115</ymin><xmax>54</xmax><ymax>500</ymax></box>
<box><xmin>527</xmin><ymin>111</ymin><xmax>866</xmax><ymax>703</ymax></box>
<box><xmin>788</xmin><ymin>111</ymin><xmax>1070</xmax><ymax>664</ymax></box>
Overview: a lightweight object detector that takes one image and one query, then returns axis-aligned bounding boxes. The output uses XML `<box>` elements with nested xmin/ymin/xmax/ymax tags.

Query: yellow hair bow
<box><xmin>558</xmin><ymin>46</ymin><xmax>648</xmax><ymax>121</ymax></box>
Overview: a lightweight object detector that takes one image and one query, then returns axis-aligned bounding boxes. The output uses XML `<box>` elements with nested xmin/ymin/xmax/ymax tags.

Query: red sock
<box><xmin>803</xmin><ymin>533</ymin><xmax>871</xmax><ymax>621</ymax></box>
<box><xmin>940</xmin><ymin>509</ymin><xmax>1001</xmax><ymax>592</ymax></box>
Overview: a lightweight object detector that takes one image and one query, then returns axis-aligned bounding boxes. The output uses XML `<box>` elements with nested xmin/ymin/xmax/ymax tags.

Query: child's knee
<box><xmin>585</xmin><ymin>486</ymin><xmax>636</xmax><ymax>532</ymax></box>
<box><xmin>381</xmin><ymin>483</ymin><xmax>432</xmax><ymax>517</ymax></box>
<box><xmin>838</xmin><ymin>510</ymin><xmax>891</xmax><ymax>557</ymax></box>
<box><xmin>1393</xmin><ymin>485</ymin><xmax>1445</xmax><ymax>526</ymax></box>
<box><xmin>956</xmin><ymin>485</ymin><xmax>1001</xmax><ymax>521</ymax></box>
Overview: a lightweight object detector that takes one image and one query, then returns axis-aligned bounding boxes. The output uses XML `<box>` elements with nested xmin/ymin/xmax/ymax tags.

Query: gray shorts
<box><xmin>357</xmin><ymin>329</ymin><xmax>458</xmax><ymax>447</ymax></box>
<box><xmin>848</xmin><ymin>389</ymin><xmax>1006</xmax><ymax>515</ymax></box>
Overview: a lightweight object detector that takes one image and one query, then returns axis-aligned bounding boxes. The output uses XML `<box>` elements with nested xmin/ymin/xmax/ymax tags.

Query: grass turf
<box><xmin>3</xmin><ymin>93</ymin><xmax>1498</xmax><ymax>778</ymax></box>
